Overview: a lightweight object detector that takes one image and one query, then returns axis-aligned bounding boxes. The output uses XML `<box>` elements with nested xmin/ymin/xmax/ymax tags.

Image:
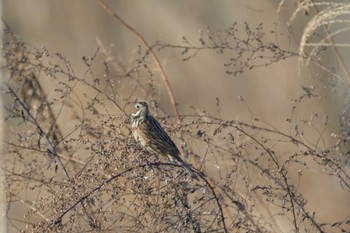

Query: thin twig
<box><xmin>6</xmin><ymin>85</ymin><xmax>72</xmax><ymax>181</ymax></box>
<box><xmin>95</xmin><ymin>0</ymin><xmax>180</xmax><ymax>122</ymax></box>
<box><xmin>51</xmin><ymin>162</ymin><xmax>228</xmax><ymax>232</ymax></box>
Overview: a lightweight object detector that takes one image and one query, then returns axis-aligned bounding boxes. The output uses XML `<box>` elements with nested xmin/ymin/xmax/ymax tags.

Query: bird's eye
<box><xmin>135</xmin><ymin>104</ymin><xmax>140</xmax><ymax>109</ymax></box>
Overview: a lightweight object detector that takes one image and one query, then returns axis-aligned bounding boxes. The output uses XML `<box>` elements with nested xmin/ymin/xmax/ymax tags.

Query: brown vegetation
<box><xmin>2</xmin><ymin>1</ymin><xmax>350</xmax><ymax>232</ymax></box>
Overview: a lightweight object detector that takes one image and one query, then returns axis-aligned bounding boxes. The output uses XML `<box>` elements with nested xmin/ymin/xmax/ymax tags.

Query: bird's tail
<box><xmin>182</xmin><ymin>162</ymin><xmax>199</xmax><ymax>181</ymax></box>
<box><xmin>168</xmin><ymin>155</ymin><xmax>199</xmax><ymax>180</ymax></box>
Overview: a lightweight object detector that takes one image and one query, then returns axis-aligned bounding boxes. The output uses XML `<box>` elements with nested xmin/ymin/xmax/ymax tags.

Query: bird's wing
<box><xmin>145</xmin><ymin>115</ymin><xmax>181</xmax><ymax>158</ymax></box>
<box><xmin>145</xmin><ymin>115</ymin><xmax>199</xmax><ymax>180</ymax></box>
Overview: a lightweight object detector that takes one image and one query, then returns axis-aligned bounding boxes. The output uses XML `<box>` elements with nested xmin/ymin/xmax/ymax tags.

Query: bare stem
<box><xmin>95</xmin><ymin>0</ymin><xmax>181</xmax><ymax>122</ymax></box>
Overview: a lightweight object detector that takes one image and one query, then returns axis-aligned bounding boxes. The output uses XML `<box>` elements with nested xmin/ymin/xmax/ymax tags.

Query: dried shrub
<box><xmin>2</xmin><ymin>2</ymin><xmax>350</xmax><ymax>232</ymax></box>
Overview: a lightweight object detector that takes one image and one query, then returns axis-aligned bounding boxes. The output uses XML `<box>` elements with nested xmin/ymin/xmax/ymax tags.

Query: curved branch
<box><xmin>51</xmin><ymin>162</ymin><xmax>228</xmax><ymax>232</ymax></box>
<box><xmin>95</xmin><ymin>0</ymin><xmax>180</xmax><ymax>121</ymax></box>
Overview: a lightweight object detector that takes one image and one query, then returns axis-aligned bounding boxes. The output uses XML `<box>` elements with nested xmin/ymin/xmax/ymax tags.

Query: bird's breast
<box><xmin>131</xmin><ymin>119</ymin><xmax>138</xmax><ymax>128</ymax></box>
<box><xmin>132</xmin><ymin>127</ymin><xmax>148</xmax><ymax>146</ymax></box>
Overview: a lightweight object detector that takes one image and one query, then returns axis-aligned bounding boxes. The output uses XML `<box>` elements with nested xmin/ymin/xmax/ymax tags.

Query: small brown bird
<box><xmin>130</xmin><ymin>101</ymin><xmax>198</xmax><ymax>180</ymax></box>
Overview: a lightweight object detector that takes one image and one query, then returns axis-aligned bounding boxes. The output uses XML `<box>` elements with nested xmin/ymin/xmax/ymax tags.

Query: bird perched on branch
<box><xmin>130</xmin><ymin>101</ymin><xmax>198</xmax><ymax>180</ymax></box>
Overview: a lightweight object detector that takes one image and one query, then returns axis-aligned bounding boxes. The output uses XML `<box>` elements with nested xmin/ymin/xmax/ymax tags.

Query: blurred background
<box><xmin>2</xmin><ymin>0</ymin><xmax>350</xmax><ymax>232</ymax></box>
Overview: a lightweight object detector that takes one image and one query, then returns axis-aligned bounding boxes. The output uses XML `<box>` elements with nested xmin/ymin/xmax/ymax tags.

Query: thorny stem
<box><xmin>95</xmin><ymin>0</ymin><xmax>181</xmax><ymax>122</ymax></box>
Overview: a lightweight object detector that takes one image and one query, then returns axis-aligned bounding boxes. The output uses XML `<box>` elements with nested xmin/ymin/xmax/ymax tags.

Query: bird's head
<box><xmin>131</xmin><ymin>101</ymin><xmax>149</xmax><ymax>120</ymax></box>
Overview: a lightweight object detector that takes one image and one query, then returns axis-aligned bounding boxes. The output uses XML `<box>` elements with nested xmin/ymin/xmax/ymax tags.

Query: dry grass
<box><xmin>1</xmin><ymin>1</ymin><xmax>350</xmax><ymax>232</ymax></box>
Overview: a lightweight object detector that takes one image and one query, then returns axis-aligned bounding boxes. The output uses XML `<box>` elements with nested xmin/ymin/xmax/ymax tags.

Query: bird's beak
<box><xmin>131</xmin><ymin>108</ymin><xmax>142</xmax><ymax>117</ymax></box>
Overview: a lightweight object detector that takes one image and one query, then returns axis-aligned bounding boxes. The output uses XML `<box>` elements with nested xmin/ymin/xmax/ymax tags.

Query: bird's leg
<box><xmin>150</xmin><ymin>152</ymin><xmax>161</xmax><ymax>166</ymax></box>
<box><xmin>146</xmin><ymin>152</ymin><xmax>162</xmax><ymax>174</ymax></box>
